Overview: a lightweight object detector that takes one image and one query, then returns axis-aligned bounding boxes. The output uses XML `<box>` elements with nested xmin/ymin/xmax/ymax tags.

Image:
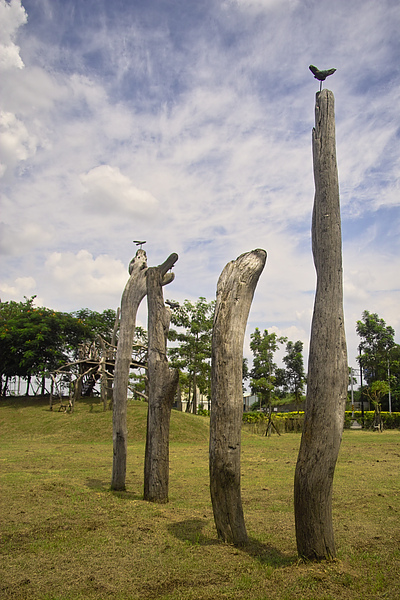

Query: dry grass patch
<box><xmin>0</xmin><ymin>397</ymin><xmax>399</xmax><ymax>599</ymax></box>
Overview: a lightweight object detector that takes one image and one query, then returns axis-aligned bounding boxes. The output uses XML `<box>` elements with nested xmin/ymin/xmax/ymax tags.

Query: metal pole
<box><xmin>359</xmin><ymin>345</ymin><xmax>364</xmax><ymax>428</ymax></box>
<box><xmin>387</xmin><ymin>356</ymin><xmax>392</xmax><ymax>414</ymax></box>
<box><xmin>351</xmin><ymin>367</ymin><xmax>354</xmax><ymax>418</ymax></box>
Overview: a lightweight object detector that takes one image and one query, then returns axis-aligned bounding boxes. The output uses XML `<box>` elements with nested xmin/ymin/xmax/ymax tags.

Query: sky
<box><xmin>1</xmin><ymin>0</ymin><xmax>399</xmax><ymax>376</ymax></box>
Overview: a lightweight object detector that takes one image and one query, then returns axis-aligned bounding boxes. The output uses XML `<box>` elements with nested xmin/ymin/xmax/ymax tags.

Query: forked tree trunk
<box><xmin>144</xmin><ymin>255</ymin><xmax>179</xmax><ymax>503</ymax></box>
<box><xmin>294</xmin><ymin>89</ymin><xmax>348</xmax><ymax>560</ymax></box>
<box><xmin>111</xmin><ymin>250</ymin><xmax>176</xmax><ymax>491</ymax></box>
<box><xmin>209</xmin><ymin>249</ymin><xmax>266</xmax><ymax>545</ymax></box>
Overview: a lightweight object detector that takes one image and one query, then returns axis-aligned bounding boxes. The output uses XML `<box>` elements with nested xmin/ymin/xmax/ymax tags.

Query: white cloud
<box><xmin>45</xmin><ymin>250</ymin><xmax>128</xmax><ymax>303</ymax></box>
<box><xmin>0</xmin><ymin>0</ymin><xmax>27</xmax><ymax>70</ymax></box>
<box><xmin>0</xmin><ymin>275</ymin><xmax>36</xmax><ymax>300</ymax></box>
<box><xmin>224</xmin><ymin>0</ymin><xmax>299</xmax><ymax>13</ymax></box>
<box><xmin>79</xmin><ymin>165</ymin><xmax>159</xmax><ymax>218</ymax></box>
<box><xmin>0</xmin><ymin>220</ymin><xmax>53</xmax><ymax>255</ymax></box>
<box><xmin>0</xmin><ymin>0</ymin><xmax>399</xmax><ymax>370</ymax></box>
<box><xmin>0</xmin><ymin>110</ymin><xmax>37</xmax><ymax>175</ymax></box>
<box><xmin>2</xmin><ymin>66</ymin><xmax>66</xmax><ymax>115</ymax></box>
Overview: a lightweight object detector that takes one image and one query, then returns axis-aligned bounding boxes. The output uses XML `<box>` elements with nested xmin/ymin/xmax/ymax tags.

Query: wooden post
<box><xmin>294</xmin><ymin>90</ymin><xmax>348</xmax><ymax>560</ymax></box>
<box><xmin>209</xmin><ymin>249</ymin><xmax>266</xmax><ymax>545</ymax></box>
<box><xmin>111</xmin><ymin>250</ymin><xmax>175</xmax><ymax>491</ymax></box>
<box><xmin>111</xmin><ymin>250</ymin><xmax>148</xmax><ymax>491</ymax></box>
<box><xmin>144</xmin><ymin>254</ymin><xmax>179</xmax><ymax>503</ymax></box>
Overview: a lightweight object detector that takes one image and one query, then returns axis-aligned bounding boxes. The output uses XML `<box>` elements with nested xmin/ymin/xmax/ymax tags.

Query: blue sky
<box><xmin>1</xmin><ymin>0</ymin><xmax>399</xmax><ymax>374</ymax></box>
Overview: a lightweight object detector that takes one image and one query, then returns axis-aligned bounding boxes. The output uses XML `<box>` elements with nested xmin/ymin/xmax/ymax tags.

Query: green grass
<box><xmin>1</xmin><ymin>396</ymin><xmax>399</xmax><ymax>599</ymax></box>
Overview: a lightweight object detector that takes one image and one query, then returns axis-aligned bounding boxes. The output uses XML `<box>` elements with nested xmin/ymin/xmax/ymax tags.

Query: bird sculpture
<box><xmin>133</xmin><ymin>240</ymin><xmax>146</xmax><ymax>249</ymax></box>
<box><xmin>309</xmin><ymin>65</ymin><xmax>336</xmax><ymax>91</ymax></box>
<box><xmin>166</xmin><ymin>300</ymin><xmax>180</xmax><ymax>310</ymax></box>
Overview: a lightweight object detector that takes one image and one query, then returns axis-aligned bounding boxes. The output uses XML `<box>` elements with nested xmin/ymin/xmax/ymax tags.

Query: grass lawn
<box><xmin>1</xmin><ymin>397</ymin><xmax>399</xmax><ymax>599</ymax></box>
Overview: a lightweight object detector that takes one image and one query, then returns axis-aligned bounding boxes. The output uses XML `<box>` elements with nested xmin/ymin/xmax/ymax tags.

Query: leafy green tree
<box><xmin>249</xmin><ymin>328</ymin><xmax>286</xmax><ymax>410</ymax></box>
<box><xmin>356</xmin><ymin>310</ymin><xmax>400</xmax><ymax>410</ymax></box>
<box><xmin>70</xmin><ymin>308</ymin><xmax>118</xmax><ymax>346</ymax></box>
<box><xmin>387</xmin><ymin>344</ymin><xmax>400</xmax><ymax>411</ymax></box>
<box><xmin>357</xmin><ymin>311</ymin><xmax>395</xmax><ymax>383</ymax></box>
<box><xmin>365</xmin><ymin>380</ymin><xmax>390</xmax><ymax>407</ymax></box>
<box><xmin>276</xmin><ymin>340</ymin><xmax>306</xmax><ymax>407</ymax></box>
<box><xmin>0</xmin><ymin>297</ymin><xmax>87</xmax><ymax>395</ymax></box>
<box><xmin>168</xmin><ymin>297</ymin><xmax>214</xmax><ymax>414</ymax></box>
<box><xmin>129</xmin><ymin>326</ymin><xmax>148</xmax><ymax>400</ymax></box>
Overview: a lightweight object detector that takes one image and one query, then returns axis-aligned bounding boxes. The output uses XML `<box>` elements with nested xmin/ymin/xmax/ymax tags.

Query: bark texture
<box><xmin>111</xmin><ymin>250</ymin><xmax>175</xmax><ymax>491</ymax></box>
<box><xmin>294</xmin><ymin>90</ymin><xmax>348</xmax><ymax>560</ymax></box>
<box><xmin>111</xmin><ymin>250</ymin><xmax>148</xmax><ymax>491</ymax></box>
<box><xmin>144</xmin><ymin>255</ymin><xmax>179</xmax><ymax>503</ymax></box>
<box><xmin>210</xmin><ymin>249</ymin><xmax>266</xmax><ymax>545</ymax></box>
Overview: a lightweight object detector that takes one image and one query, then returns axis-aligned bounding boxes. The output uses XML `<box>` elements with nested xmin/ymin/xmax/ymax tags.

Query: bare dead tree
<box><xmin>294</xmin><ymin>89</ymin><xmax>348</xmax><ymax>560</ymax></box>
<box><xmin>144</xmin><ymin>255</ymin><xmax>179</xmax><ymax>503</ymax></box>
<box><xmin>111</xmin><ymin>249</ymin><xmax>174</xmax><ymax>491</ymax></box>
<box><xmin>209</xmin><ymin>249</ymin><xmax>266</xmax><ymax>545</ymax></box>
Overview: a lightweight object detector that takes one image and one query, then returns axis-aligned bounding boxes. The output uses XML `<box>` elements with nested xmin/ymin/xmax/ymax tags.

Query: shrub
<box><xmin>344</xmin><ymin>411</ymin><xmax>400</xmax><ymax>430</ymax></box>
<box><xmin>244</xmin><ymin>410</ymin><xmax>400</xmax><ymax>433</ymax></box>
<box><xmin>242</xmin><ymin>411</ymin><xmax>304</xmax><ymax>434</ymax></box>
<box><xmin>197</xmin><ymin>408</ymin><xmax>210</xmax><ymax>416</ymax></box>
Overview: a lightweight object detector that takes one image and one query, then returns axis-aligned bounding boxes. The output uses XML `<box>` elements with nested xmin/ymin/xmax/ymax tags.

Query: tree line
<box><xmin>0</xmin><ymin>296</ymin><xmax>117</xmax><ymax>396</ymax></box>
<box><xmin>1</xmin><ymin>297</ymin><xmax>399</xmax><ymax>411</ymax></box>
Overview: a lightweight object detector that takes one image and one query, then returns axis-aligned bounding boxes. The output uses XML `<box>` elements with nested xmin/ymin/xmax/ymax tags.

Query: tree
<box><xmin>209</xmin><ymin>249</ymin><xmax>266</xmax><ymax>545</ymax></box>
<box><xmin>276</xmin><ymin>340</ymin><xmax>306</xmax><ymax>407</ymax></box>
<box><xmin>357</xmin><ymin>311</ymin><xmax>395</xmax><ymax>384</ymax></box>
<box><xmin>387</xmin><ymin>344</ymin><xmax>400</xmax><ymax>412</ymax></box>
<box><xmin>168</xmin><ymin>297</ymin><xmax>214</xmax><ymax>414</ymax></box>
<box><xmin>0</xmin><ymin>297</ymin><xmax>87</xmax><ymax>395</ymax></box>
<box><xmin>249</xmin><ymin>328</ymin><xmax>286</xmax><ymax>410</ymax></box>
<box><xmin>144</xmin><ymin>263</ymin><xmax>179</xmax><ymax>503</ymax></box>
<box><xmin>356</xmin><ymin>311</ymin><xmax>400</xmax><ymax>411</ymax></box>
<box><xmin>128</xmin><ymin>326</ymin><xmax>148</xmax><ymax>401</ymax></box>
<box><xmin>111</xmin><ymin>249</ymin><xmax>175</xmax><ymax>491</ymax></box>
<box><xmin>366</xmin><ymin>380</ymin><xmax>390</xmax><ymax>406</ymax></box>
<box><xmin>294</xmin><ymin>89</ymin><xmax>348</xmax><ymax>561</ymax></box>
<box><xmin>70</xmin><ymin>308</ymin><xmax>118</xmax><ymax>346</ymax></box>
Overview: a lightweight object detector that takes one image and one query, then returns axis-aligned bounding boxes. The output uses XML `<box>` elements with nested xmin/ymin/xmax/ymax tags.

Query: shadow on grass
<box><xmin>168</xmin><ymin>518</ymin><xmax>220</xmax><ymax>547</ymax></box>
<box><xmin>1</xmin><ymin>395</ymin><xmax>51</xmax><ymax>409</ymax></box>
<box><xmin>0</xmin><ymin>395</ymin><xmax>106</xmax><ymax>412</ymax></box>
<box><xmin>168</xmin><ymin>518</ymin><xmax>296</xmax><ymax>567</ymax></box>
<box><xmin>86</xmin><ymin>478</ymin><xmax>143</xmax><ymax>501</ymax></box>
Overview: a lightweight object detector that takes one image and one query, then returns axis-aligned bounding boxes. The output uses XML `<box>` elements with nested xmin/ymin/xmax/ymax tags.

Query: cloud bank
<box><xmin>0</xmin><ymin>0</ymin><xmax>399</xmax><ymax>372</ymax></box>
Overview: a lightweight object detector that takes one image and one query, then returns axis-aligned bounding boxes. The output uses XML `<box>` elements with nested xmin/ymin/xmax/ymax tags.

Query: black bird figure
<box><xmin>166</xmin><ymin>300</ymin><xmax>180</xmax><ymax>310</ymax></box>
<box><xmin>133</xmin><ymin>240</ymin><xmax>146</xmax><ymax>249</ymax></box>
<box><xmin>309</xmin><ymin>65</ymin><xmax>336</xmax><ymax>91</ymax></box>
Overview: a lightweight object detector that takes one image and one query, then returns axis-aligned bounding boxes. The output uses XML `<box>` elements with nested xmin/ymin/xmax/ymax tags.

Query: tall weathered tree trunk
<box><xmin>144</xmin><ymin>255</ymin><xmax>179</xmax><ymax>503</ymax></box>
<box><xmin>111</xmin><ymin>250</ymin><xmax>148</xmax><ymax>491</ymax></box>
<box><xmin>111</xmin><ymin>250</ymin><xmax>175</xmax><ymax>491</ymax></box>
<box><xmin>294</xmin><ymin>89</ymin><xmax>348</xmax><ymax>560</ymax></box>
<box><xmin>210</xmin><ymin>249</ymin><xmax>266</xmax><ymax>545</ymax></box>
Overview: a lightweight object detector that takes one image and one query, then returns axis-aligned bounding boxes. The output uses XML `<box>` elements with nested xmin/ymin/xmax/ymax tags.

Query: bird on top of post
<box><xmin>309</xmin><ymin>65</ymin><xmax>336</xmax><ymax>91</ymax></box>
<box><xmin>166</xmin><ymin>299</ymin><xmax>180</xmax><ymax>310</ymax></box>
